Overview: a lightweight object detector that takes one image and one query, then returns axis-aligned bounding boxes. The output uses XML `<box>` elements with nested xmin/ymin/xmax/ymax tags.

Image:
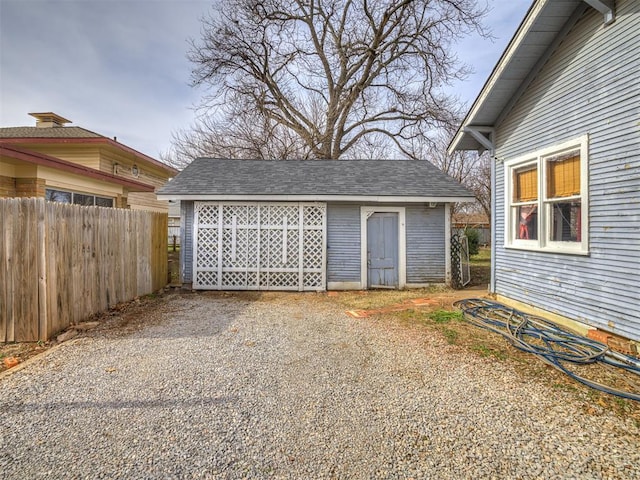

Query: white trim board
<box><xmin>360</xmin><ymin>206</ymin><xmax>407</xmax><ymax>290</ymax></box>
<box><xmin>327</xmin><ymin>282</ymin><xmax>363</xmax><ymax>291</ymax></box>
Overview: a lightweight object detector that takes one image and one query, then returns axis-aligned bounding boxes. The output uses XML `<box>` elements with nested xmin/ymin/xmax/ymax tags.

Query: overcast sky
<box><xmin>0</xmin><ymin>0</ymin><xmax>530</xmax><ymax>160</ymax></box>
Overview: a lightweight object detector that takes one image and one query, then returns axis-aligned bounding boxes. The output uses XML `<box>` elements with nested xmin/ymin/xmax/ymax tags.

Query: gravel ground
<box><xmin>1</xmin><ymin>292</ymin><xmax>639</xmax><ymax>479</ymax></box>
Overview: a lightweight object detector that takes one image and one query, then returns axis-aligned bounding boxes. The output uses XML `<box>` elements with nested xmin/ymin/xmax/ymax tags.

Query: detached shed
<box><xmin>157</xmin><ymin>159</ymin><xmax>474</xmax><ymax>291</ymax></box>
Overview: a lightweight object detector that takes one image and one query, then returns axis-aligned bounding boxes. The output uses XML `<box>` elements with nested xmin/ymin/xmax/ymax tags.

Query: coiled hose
<box><xmin>453</xmin><ymin>298</ymin><xmax>640</xmax><ymax>402</ymax></box>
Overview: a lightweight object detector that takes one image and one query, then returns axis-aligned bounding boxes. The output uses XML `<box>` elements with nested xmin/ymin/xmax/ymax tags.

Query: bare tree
<box><xmin>406</xmin><ymin>124</ymin><xmax>491</xmax><ymax>221</ymax></box>
<box><xmin>187</xmin><ymin>0</ymin><xmax>487</xmax><ymax>159</ymax></box>
<box><xmin>465</xmin><ymin>151</ymin><xmax>491</xmax><ymax>221</ymax></box>
<box><xmin>161</xmin><ymin>95</ymin><xmax>308</xmax><ymax>169</ymax></box>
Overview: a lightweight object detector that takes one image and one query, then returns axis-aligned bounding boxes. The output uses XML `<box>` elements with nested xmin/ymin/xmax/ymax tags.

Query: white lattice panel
<box><xmin>193</xmin><ymin>202</ymin><xmax>326</xmax><ymax>291</ymax></box>
<box><xmin>197</xmin><ymin>203</ymin><xmax>219</xmax><ymax>226</ymax></box>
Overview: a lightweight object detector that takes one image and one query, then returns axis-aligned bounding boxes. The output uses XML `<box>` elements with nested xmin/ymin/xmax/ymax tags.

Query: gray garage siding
<box><xmin>493</xmin><ymin>1</ymin><xmax>640</xmax><ymax>340</ymax></box>
<box><xmin>406</xmin><ymin>205</ymin><xmax>445</xmax><ymax>283</ymax></box>
<box><xmin>183</xmin><ymin>201</ymin><xmax>449</xmax><ymax>288</ymax></box>
<box><xmin>326</xmin><ymin>203</ymin><xmax>447</xmax><ymax>286</ymax></box>
<box><xmin>326</xmin><ymin>204</ymin><xmax>361</xmax><ymax>284</ymax></box>
<box><xmin>181</xmin><ymin>200</ymin><xmax>194</xmax><ymax>284</ymax></box>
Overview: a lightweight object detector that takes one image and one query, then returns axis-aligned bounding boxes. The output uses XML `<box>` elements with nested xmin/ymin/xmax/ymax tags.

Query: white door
<box><xmin>193</xmin><ymin>202</ymin><xmax>326</xmax><ymax>291</ymax></box>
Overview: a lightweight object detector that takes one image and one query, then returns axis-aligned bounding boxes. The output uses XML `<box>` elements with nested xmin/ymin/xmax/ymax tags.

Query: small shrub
<box><xmin>464</xmin><ymin>228</ymin><xmax>480</xmax><ymax>256</ymax></box>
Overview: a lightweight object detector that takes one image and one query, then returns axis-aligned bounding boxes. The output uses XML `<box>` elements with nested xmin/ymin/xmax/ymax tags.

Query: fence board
<box><xmin>5</xmin><ymin>199</ymin><xmax>18</xmax><ymax>342</ymax></box>
<box><xmin>16</xmin><ymin>199</ymin><xmax>39</xmax><ymax>341</ymax></box>
<box><xmin>0</xmin><ymin>200</ymin><xmax>8</xmax><ymax>342</ymax></box>
<box><xmin>37</xmin><ymin>199</ymin><xmax>47</xmax><ymax>340</ymax></box>
<box><xmin>1</xmin><ymin>199</ymin><xmax>168</xmax><ymax>342</ymax></box>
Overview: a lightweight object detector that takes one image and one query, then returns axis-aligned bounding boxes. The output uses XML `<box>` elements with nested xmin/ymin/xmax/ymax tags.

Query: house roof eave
<box><xmin>0</xmin><ymin>144</ymin><xmax>155</xmax><ymax>192</ymax></box>
<box><xmin>448</xmin><ymin>0</ymin><xmax>590</xmax><ymax>154</ymax></box>
<box><xmin>0</xmin><ymin>136</ymin><xmax>178</xmax><ymax>176</ymax></box>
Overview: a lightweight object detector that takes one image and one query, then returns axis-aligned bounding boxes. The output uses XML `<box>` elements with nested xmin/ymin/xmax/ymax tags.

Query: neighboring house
<box><xmin>168</xmin><ymin>200</ymin><xmax>181</xmax><ymax>247</ymax></box>
<box><xmin>449</xmin><ymin>0</ymin><xmax>639</xmax><ymax>341</ymax></box>
<box><xmin>168</xmin><ymin>200</ymin><xmax>181</xmax><ymax>227</ymax></box>
<box><xmin>157</xmin><ymin>158</ymin><xmax>474</xmax><ymax>291</ymax></box>
<box><xmin>0</xmin><ymin>112</ymin><xmax>177</xmax><ymax>210</ymax></box>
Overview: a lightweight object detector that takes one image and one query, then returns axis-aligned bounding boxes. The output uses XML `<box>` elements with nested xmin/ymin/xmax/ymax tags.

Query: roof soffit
<box><xmin>449</xmin><ymin>0</ymin><xmax>589</xmax><ymax>153</ymax></box>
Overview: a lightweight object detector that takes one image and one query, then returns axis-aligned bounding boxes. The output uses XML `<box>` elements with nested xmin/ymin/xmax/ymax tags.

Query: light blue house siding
<box><xmin>493</xmin><ymin>1</ymin><xmax>640</xmax><ymax>340</ymax></box>
<box><xmin>182</xmin><ymin>201</ymin><xmax>448</xmax><ymax>287</ymax></box>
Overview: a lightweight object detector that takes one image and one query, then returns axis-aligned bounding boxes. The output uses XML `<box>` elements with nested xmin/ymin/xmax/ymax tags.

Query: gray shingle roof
<box><xmin>157</xmin><ymin>158</ymin><xmax>474</xmax><ymax>200</ymax></box>
<box><xmin>0</xmin><ymin>126</ymin><xmax>102</xmax><ymax>138</ymax></box>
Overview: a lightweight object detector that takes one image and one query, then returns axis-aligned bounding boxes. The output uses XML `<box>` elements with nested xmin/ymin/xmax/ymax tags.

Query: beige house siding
<box><xmin>128</xmin><ymin>192</ymin><xmax>169</xmax><ymax>212</ymax></box>
<box><xmin>17</xmin><ymin>144</ymin><xmax>102</xmax><ymax>170</ymax></box>
<box><xmin>39</xmin><ymin>165</ymin><xmax>125</xmax><ymax>199</ymax></box>
<box><xmin>1</xmin><ymin>142</ymin><xmax>173</xmax><ymax>212</ymax></box>
<box><xmin>0</xmin><ymin>175</ymin><xmax>16</xmax><ymax>197</ymax></box>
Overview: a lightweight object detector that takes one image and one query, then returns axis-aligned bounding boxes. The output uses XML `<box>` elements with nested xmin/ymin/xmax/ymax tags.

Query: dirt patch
<box><xmin>0</xmin><ymin>289</ymin><xmax>182</xmax><ymax>373</ymax></box>
<box><xmin>338</xmin><ymin>298</ymin><xmax>640</xmax><ymax>426</ymax></box>
<box><xmin>168</xmin><ymin>248</ymin><xmax>180</xmax><ymax>285</ymax></box>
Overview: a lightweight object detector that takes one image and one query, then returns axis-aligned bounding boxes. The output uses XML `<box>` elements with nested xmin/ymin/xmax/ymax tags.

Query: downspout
<box><xmin>463</xmin><ymin>126</ymin><xmax>497</xmax><ymax>294</ymax></box>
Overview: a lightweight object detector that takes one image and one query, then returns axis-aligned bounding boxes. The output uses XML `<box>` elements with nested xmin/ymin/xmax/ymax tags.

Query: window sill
<box><xmin>504</xmin><ymin>244</ymin><xmax>590</xmax><ymax>256</ymax></box>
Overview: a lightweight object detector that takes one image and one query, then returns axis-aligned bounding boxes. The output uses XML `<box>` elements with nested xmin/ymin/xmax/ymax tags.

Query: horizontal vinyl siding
<box><xmin>494</xmin><ymin>0</ymin><xmax>640</xmax><ymax>340</ymax></box>
<box><xmin>326</xmin><ymin>203</ymin><xmax>447</xmax><ymax>285</ymax></box>
<box><xmin>128</xmin><ymin>192</ymin><xmax>169</xmax><ymax>212</ymax></box>
<box><xmin>326</xmin><ymin>204</ymin><xmax>361</xmax><ymax>283</ymax></box>
<box><xmin>406</xmin><ymin>205</ymin><xmax>445</xmax><ymax>283</ymax></box>
<box><xmin>181</xmin><ymin>200</ymin><xmax>194</xmax><ymax>283</ymax></box>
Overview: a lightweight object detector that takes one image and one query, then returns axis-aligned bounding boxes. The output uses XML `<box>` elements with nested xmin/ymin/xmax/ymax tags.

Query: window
<box><xmin>73</xmin><ymin>193</ymin><xmax>94</xmax><ymax>206</ymax></box>
<box><xmin>95</xmin><ymin>196</ymin><xmax>114</xmax><ymax>208</ymax></box>
<box><xmin>504</xmin><ymin>136</ymin><xmax>588</xmax><ymax>254</ymax></box>
<box><xmin>45</xmin><ymin>188</ymin><xmax>114</xmax><ymax>208</ymax></box>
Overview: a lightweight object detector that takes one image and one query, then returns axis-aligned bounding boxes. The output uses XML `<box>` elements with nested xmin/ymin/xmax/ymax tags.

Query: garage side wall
<box><xmin>181</xmin><ymin>200</ymin><xmax>194</xmax><ymax>284</ymax></box>
<box><xmin>327</xmin><ymin>204</ymin><xmax>361</xmax><ymax>286</ymax></box>
<box><xmin>406</xmin><ymin>204</ymin><xmax>445</xmax><ymax>284</ymax></box>
<box><xmin>326</xmin><ymin>203</ymin><xmax>447</xmax><ymax>288</ymax></box>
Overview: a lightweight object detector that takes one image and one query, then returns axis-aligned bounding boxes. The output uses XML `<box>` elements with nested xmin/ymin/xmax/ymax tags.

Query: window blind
<box><xmin>514</xmin><ymin>166</ymin><xmax>537</xmax><ymax>202</ymax></box>
<box><xmin>547</xmin><ymin>152</ymin><xmax>580</xmax><ymax>198</ymax></box>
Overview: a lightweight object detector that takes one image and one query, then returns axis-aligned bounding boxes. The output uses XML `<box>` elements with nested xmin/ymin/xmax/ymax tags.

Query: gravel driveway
<box><xmin>1</xmin><ymin>292</ymin><xmax>639</xmax><ymax>479</ymax></box>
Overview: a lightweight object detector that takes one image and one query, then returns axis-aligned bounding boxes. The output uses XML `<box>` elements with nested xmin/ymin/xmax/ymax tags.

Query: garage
<box><xmin>157</xmin><ymin>158</ymin><xmax>475</xmax><ymax>291</ymax></box>
<box><xmin>193</xmin><ymin>202</ymin><xmax>326</xmax><ymax>291</ymax></box>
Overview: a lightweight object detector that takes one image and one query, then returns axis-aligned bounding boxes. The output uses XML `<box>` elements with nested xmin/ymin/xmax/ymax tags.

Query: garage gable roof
<box><xmin>157</xmin><ymin>158</ymin><xmax>474</xmax><ymax>202</ymax></box>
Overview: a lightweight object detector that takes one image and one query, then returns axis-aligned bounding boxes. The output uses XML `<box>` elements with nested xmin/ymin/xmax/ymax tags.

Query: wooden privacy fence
<box><xmin>0</xmin><ymin>198</ymin><xmax>168</xmax><ymax>342</ymax></box>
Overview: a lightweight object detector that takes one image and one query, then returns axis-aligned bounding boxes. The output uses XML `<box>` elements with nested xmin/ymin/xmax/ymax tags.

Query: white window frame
<box><xmin>504</xmin><ymin>135</ymin><xmax>589</xmax><ymax>255</ymax></box>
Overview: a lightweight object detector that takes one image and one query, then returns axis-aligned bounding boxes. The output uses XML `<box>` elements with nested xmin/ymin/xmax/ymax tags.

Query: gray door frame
<box><xmin>360</xmin><ymin>206</ymin><xmax>406</xmax><ymax>289</ymax></box>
